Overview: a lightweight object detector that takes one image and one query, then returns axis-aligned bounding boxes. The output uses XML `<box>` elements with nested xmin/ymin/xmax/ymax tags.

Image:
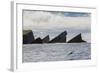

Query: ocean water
<box><xmin>22</xmin><ymin>43</ymin><xmax>91</xmax><ymax>62</ymax></box>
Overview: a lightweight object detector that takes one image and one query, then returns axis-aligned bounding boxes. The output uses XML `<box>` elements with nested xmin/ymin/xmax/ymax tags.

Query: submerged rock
<box><xmin>67</xmin><ymin>33</ymin><xmax>86</xmax><ymax>43</ymax></box>
<box><xmin>23</xmin><ymin>30</ymin><xmax>34</xmax><ymax>44</ymax></box>
<box><xmin>49</xmin><ymin>31</ymin><xmax>67</xmax><ymax>43</ymax></box>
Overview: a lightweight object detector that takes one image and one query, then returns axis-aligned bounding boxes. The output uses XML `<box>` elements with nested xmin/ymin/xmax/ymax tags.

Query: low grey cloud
<box><xmin>23</xmin><ymin>10</ymin><xmax>91</xmax><ymax>30</ymax></box>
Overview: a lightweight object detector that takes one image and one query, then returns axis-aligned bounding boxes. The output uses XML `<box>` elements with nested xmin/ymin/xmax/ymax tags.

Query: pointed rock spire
<box><xmin>49</xmin><ymin>31</ymin><xmax>67</xmax><ymax>43</ymax></box>
<box><xmin>32</xmin><ymin>37</ymin><xmax>43</xmax><ymax>44</ymax></box>
<box><xmin>42</xmin><ymin>35</ymin><xmax>50</xmax><ymax>43</ymax></box>
<box><xmin>67</xmin><ymin>33</ymin><xmax>86</xmax><ymax>43</ymax></box>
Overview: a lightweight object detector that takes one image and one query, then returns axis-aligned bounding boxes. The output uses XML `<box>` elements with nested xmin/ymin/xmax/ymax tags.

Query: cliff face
<box><xmin>49</xmin><ymin>31</ymin><xmax>67</xmax><ymax>43</ymax></box>
<box><xmin>23</xmin><ymin>30</ymin><xmax>34</xmax><ymax>44</ymax></box>
<box><xmin>67</xmin><ymin>33</ymin><xmax>86</xmax><ymax>43</ymax></box>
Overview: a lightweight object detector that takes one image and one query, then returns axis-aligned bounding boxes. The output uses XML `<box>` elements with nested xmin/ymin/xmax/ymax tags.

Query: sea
<box><xmin>22</xmin><ymin>43</ymin><xmax>91</xmax><ymax>62</ymax></box>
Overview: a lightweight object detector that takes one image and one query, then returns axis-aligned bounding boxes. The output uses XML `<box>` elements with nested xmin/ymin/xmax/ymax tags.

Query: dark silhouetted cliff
<box><xmin>23</xmin><ymin>30</ymin><xmax>34</xmax><ymax>44</ymax></box>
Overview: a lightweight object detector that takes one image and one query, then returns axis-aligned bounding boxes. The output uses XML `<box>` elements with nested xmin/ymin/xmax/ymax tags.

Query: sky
<box><xmin>23</xmin><ymin>10</ymin><xmax>91</xmax><ymax>42</ymax></box>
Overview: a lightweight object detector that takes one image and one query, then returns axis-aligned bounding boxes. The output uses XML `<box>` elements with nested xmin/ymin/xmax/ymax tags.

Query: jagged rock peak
<box><xmin>67</xmin><ymin>33</ymin><xmax>86</xmax><ymax>43</ymax></box>
<box><xmin>49</xmin><ymin>31</ymin><xmax>67</xmax><ymax>43</ymax></box>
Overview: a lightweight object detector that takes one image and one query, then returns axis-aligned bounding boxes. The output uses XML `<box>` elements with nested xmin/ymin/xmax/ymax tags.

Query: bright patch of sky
<box><xmin>49</xmin><ymin>11</ymin><xmax>90</xmax><ymax>17</ymax></box>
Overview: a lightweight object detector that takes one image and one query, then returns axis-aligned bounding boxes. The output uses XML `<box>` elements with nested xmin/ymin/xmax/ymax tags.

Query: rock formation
<box><xmin>49</xmin><ymin>31</ymin><xmax>67</xmax><ymax>43</ymax></box>
<box><xmin>67</xmin><ymin>33</ymin><xmax>86</xmax><ymax>43</ymax></box>
<box><xmin>42</xmin><ymin>35</ymin><xmax>50</xmax><ymax>43</ymax></box>
<box><xmin>23</xmin><ymin>30</ymin><xmax>86</xmax><ymax>44</ymax></box>
<box><xmin>32</xmin><ymin>37</ymin><xmax>43</xmax><ymax>44</ymax></box>
<box><xmin>23</xmin><ymin>30</ymin><xmax>34</xmax><ymax>44</ymax></box>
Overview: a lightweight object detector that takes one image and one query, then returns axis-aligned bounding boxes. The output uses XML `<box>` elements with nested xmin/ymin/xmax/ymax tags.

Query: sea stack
<box><xmin>23</xmin><ymin>30</ymin><xmax>34</xmax><ymax>44</ymax></box>
<box><xmin>42</xmin><ymin>35</ymin><xmax>50</xmax><ymax>43</ymax></box>
<box><xmin>67</xmin><ymin>33</ymin><xmax>86</xmax><ymax>43</ymax></box>
<box><xmin>32</xmin><ymin>37</ymin><xmax>43</xmax><ymax>44</ymax></box>
<box><xmin>49</xmin><ymin>31</ymin><xmax>67</xmax><ymax>43</ymax></box>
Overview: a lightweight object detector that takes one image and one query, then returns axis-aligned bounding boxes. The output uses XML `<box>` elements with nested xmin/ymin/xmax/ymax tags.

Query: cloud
<box><xmin>23</xmin><ymin>10</ymin><xmax>91</xmax><ymax>30</ymax></box>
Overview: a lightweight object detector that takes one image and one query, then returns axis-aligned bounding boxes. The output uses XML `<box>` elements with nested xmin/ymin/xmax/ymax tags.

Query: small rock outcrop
<box><xmin>67</xmin><ymin>33</ymin><xmax>86</xmax><ymax>43</ymax></box>
<box><xmin>32</xmin><ymin>37</ymin><xmax>43</xmax><ymax>44</ymax></box>
<box><xmin>49</xmin><ymin>31</ymin><xmax>67</xmax><ymax>43</ymax></box>
<box><xmin>42</xmin><ymin>35</ymin><xmax>50</xmax><ymax>43</ymax></box>
<box><xmin>23</xmin><ymin>30</ymin><xmax>34</xmax><ymax>44</ymax></box>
